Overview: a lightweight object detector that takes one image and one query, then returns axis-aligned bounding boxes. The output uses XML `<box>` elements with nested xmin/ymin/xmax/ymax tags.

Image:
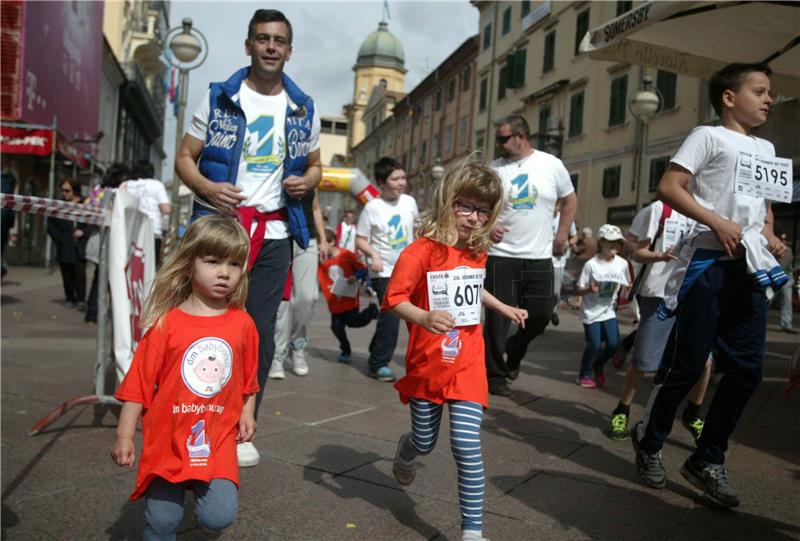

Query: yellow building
<box><xmin>345</xmin><ymin>20</ymin><xmax>406</xmax><ymax>154</ymax></box>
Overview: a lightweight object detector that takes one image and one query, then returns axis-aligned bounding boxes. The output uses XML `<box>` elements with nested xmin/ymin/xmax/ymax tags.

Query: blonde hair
<box><xmin>417</xmin><ymin>155</ymin><xmax>503</xmax><ymax>254</ymax></box>
<box><xmin>140</xmin><ymin>214</ymin><xmax>250</xmax><ymax>328</ymax></box>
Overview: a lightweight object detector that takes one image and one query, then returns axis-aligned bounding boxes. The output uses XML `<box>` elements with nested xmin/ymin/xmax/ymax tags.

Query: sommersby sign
<box><xmin>580</xmin><ymin>2</ymin><xmax>688</xmax><ymax>51</ymax></box>
<box><xmin>0</xmin><ymin>126</ymin><xmax>53</xmax><ymax>156</ymax></box>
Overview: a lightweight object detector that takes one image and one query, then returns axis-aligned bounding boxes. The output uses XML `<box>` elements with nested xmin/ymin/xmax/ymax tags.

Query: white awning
<box><xmin>579</xmin><ymin>1</ymin><xmax>800</xmax><ymax>96</ymax></box>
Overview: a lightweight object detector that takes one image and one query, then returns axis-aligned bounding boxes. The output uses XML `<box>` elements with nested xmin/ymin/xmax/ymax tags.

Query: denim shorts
<box><xmin>631</xmin><ymin>296</ymin><xmax>675</xmax><ymax>372</ymax></box>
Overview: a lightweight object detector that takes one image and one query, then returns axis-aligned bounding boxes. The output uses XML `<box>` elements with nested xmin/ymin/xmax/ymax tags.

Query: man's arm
<box><xmin>174</xmin><ymin>134</ymin><xmax>245</xmax><ymax>213</ymax></box>
<box><xmin>554</xmin><ymin>192</ymin><xmax>577</xmax><ymax>256</ymax></box>
<box><xmin>283</xmin><ymin>149</ymin><xmax>322</xmax><ymax>199</ymax></box>
<box><xmin>657</xmin><ymin>164</ymin><xmax>742</xmax><ymax>257</ymax></box>
<box><xmin>762</xmin><ymin>202</ymin><xmax>786</xmax><ymax>256</ymax></box>
<box><xmin>311</xmin><ymin>190</ymin><xmax>329</xmax><ymax>260</ymax></box>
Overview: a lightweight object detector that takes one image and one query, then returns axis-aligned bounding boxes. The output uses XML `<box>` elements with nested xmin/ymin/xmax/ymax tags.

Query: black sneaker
<box><xmin>550</xmin><ymin>312</ymin><xmax>560</xmax><ymax>326</ymax></box>
<box><xmin>680</xmin><ymin>457</ymin><xmax>740</xmax><ymax>508</ymax></box>
<box><xmin>489</xmin><ymin>380</ymin><xmax>512</xmax><ymax>397</ymax></box>
<box><xmin>505</xmin><ymin>349</ymin><xmax>524</xmax><ymax>381</ymax></box>
<box><xmin>631</xmin><ymin>422</ymin><xmax>666</xmax><ymax>488</ymax></box>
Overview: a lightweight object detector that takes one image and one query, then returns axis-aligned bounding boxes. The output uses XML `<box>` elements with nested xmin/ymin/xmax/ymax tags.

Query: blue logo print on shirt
<box><xmin>509</xmin><ymin>174</ymin><xmax>537</xmax><ymax>209</ymax></box>
<box><xmin>387</xmin><ymin>214</ymin><xmax>408</xmax><ymax>250</ymax></box>
<box><xmin>243</xmin><ymin>115</ymin><xmax>284</xmax><ymax>174</ymax></box>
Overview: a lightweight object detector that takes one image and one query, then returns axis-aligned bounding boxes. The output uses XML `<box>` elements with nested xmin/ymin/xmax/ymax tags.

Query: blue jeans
<box><xmin>579</xmin><ymin>319</ymin><xmax>620</xmax><ymax>378</ymax></box>
<box><xmin>144</xmin><ymin>477</ymin><xmax>237</xmax><ymax>541</ymax></box>
<box><xmin>640</xmin><ymin>258</ymin><xmax>766</xmax><ymax>464</ymax></box>
<box><xmin>367</xmin><ymin>277</ymin><xmax>399</xmax><ymax>371</ymax></box>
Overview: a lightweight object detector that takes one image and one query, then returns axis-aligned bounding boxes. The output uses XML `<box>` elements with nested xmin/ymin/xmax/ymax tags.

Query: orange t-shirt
<box><xmin>383</xmin><ymin>237</ymin><xmax>489</xmax><ymax>408</ymax></box>
<box><xmin>318</xmin><ymin>249</ymin><xmax>367</xmax><ymax>314</ymax></box>
<box><xmin>115</xmin><ymin>308</ymin><xmax>259</xmax><ymax>500</ymax></box>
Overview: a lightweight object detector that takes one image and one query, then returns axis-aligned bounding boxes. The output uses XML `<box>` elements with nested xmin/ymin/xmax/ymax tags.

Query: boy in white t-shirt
<box><xmin>632</xmin><ymin>63</ymin><xmax>786</xmax><ymax>508</ymax></box>
<box><xmin>574</xmin><ymin>224</ymin><xmax>631</xmax><ymax>388</ymax></box>
<box><xmin>606</xmin><ymin>202</ymin><xmax>712</xmax><ymax>443</ymax></box>
<box><xmin>356</xmin><ymin>157</ymin><xmax>419</xmax><ymax>382</ymax></box>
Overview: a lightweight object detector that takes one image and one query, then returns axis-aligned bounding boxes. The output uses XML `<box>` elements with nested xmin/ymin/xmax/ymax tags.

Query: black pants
<box><xmin>246</xmin><ymin>238</ymin><xmax>292</xmax><ymax>420</ymax></box>
<box><xmin>368</xmin><ymin>277</ymin><xmax>399</xmax><ymax>371</ymax></box>
<box><xmin>640</xmin><ymin>258</ymin><xmax>766</xmax><ymax>464</ymax></box>
<box><xmin>85</xmin><ymin>265</ymin><xmax>99</xmax><ymax>322</ymax></box>
<box><xmin>331</xmin><ymin>304</ymin><xmax>378</xmax><ymax>355</ymax></box>
<box><xmin>58</xmin><ymin>261</ymin><xmax>86</xmax><ymax>304</ymax></box>
<box><xmin>483</xmin><ymin>256</ymin><xmax>554</xmax><ymax>386</ymax></box>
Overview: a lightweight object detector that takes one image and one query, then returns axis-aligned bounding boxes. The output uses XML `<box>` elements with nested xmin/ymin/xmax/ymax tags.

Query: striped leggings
<box><xmin>401</xmin><ymin>398</ymin><xmax>485</xmax><ymax>532</ymax></box>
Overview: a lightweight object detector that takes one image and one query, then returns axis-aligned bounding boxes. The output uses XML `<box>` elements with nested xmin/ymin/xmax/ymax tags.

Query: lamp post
<box><xmin>629</xmin><ymin>75</ymin><xmax>662</xmax><ymax>210</ymax></box>
<box><xmin>164</xmin><ymin>18</ymin><xmax>208</xmax><ymax>249</ymax></box>
<box><xmin>429</xmin><ymin>157</ymin><xmax>445</xmax><ymax>208</ymax></box>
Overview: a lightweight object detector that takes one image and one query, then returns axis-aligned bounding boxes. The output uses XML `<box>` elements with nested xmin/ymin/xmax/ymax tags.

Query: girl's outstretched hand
<box><xmin>420</xmin><ymin>310</ymin><xmax>456</xmax><ymax>334</ymax></box>
<box><xmin>111</xmin><ymin>436</ymin><xmax>136</xmax><ymax>468</ymax></box>
<box><xmin>237</xmin><ymin>413</ymin><xmax>257</xmax><ymax>443</ymax></box>
<box><xmin>503</xmin><ymin>305</ymin><xmax>528</xmax><ymax>329</ymax></box>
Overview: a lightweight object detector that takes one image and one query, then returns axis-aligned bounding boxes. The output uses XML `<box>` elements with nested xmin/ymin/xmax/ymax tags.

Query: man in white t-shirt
<box><xmin>175</xmin><ymin>9</ymin><xmax>322</xmax><ymax>468</ymax></box>
<box><xmin>356</xmin><ymin>157</ymin><xmax>418</xmax><ymax>382</ymax></box>
<box><xmin>122</xmin><ymin>160</ymin><xmax>171</xmax><ymax>264</ymax></box>
<box><xmin>484</xmin><ymin>115</ymin><xmax>577</xmax><ymax>396</ymax></box>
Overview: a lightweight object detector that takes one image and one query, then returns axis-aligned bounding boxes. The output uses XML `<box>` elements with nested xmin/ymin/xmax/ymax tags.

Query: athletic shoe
<box><xmin>291</xmin><ymin>349</ymin><xmax>309</xmax><ymax>376</ymax></box>
<box><xmin>576</xmin><ymin>376</ymin><xmax>596</xmax><ymax>388</ymax></box>
<box><xmin>268</xmin><ymin>358</ymin><xmax>285</xmax><ymax>380</ymax></box>
<box><xmin>505</xmin><ymin>349</ymin><xmax>524</xmax><ymax>381</ymax></box>
<box><xmin>611</xmin><ymin>349</ymin><xmax>628</xmax><ymax>369</ymax></box>
<box><xmin>680</xmin><ymin>457</ymin><xmax>740</xmax><ymax>507</ymax></box>
<box><xmin>607</xmin><ymin>412</ymin><xmax>629</xmax><ymax>441</ymax></box>
<box><xmin>550</xmin><ymin>312</ymin><xmax>560</xmax><ymax>326</ymax></box>
<box><xmin>682</xmin><ymin>415</ymin><xmax>704</xmax><ymax>444</ymax></box>
<box><xmin>461</xmin><ymin>531</ymin><xmax>489</xmax><ymax>541</ymax></box>
<box><xmin>237</xmin><ymin>442</ymin><xmax>260</xmax><ymax>467</ymax></box>
<box><xmin>631</xmin><ymin>422</ymin><xmax>666</xmax><ymax>488</ymax></box>
<box><xmin>370</xmin><ymin>366</ymin><xmax>396</xmax><ymax>382</ymax></box>
<box><xmin>489</xmin><ymin>380</ymin><xmax>513</xmax><ymax>397</ymax></box>
<box><xmin>337</xmin><ymin>353</ymin><xmax>352</xmax><ymax>363</ymax></box>
<box><xmin>593</xmin><ymin>366</ymin><xmax>606</xmax><ymax>387</ymax></box>
<box><xmin>392</xmin><ymin>433</ymin><xmax>416</xmax><ymax>486</ymax></box>
<box><xmin>781</xmin><ymin>326</ymin><xmax>798</xmax><ymax>334</ymax></box>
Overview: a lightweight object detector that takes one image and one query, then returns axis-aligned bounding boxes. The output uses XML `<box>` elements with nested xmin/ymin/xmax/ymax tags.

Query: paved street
<box><xmin>2</xmin><ymin>266</ymin><xmax>799</xmax><ymax>540</ymax></box>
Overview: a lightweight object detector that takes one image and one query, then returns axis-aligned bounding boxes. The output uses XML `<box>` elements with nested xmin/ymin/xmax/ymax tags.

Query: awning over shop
<box><xmin>579</xmin><ymin>1</ymin><xmax>800</xmax><ymax>96</ymax></box>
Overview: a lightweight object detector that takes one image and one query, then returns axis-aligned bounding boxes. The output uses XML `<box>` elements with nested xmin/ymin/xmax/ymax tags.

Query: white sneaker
<box><xmin>237</xmin><ymin>442</ymin><xmax>260</xmax><ymax>467</ymax></box>
<box><xmin>268</xmin><ymin>358</ymin><xmax>285</xmax><ymax>380</ymax></box>
<box><xmin>291</xmin><ymin>349</ymin><xmax>308</xmax><ymax>376</ymax></box>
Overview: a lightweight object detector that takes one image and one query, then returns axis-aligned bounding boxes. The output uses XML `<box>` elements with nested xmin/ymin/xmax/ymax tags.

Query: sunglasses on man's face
<box><xmin>495</xmin><ymin>133</ymin><xmax>517</xmax><ymax>145</ymax></box>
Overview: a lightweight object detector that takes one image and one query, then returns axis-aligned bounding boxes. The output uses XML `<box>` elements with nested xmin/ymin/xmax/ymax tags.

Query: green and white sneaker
<box><xmin>607</xmin><ymin>412</ymin><xmax>630</xmax><ymax>441</ymax></box>
<box><xmin>682</xmin><ymin>415</ymin><xmax>704</xmax><ymax>444</ymax></box>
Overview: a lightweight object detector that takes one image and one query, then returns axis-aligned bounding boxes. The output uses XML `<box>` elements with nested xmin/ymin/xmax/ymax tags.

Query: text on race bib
<box><xmin>427</xmin><ymin>267</ymin><xmax>486</xmax><ymax>327</ymax></box>
<box><xmin>735</xmin><ymin>152</ymin><xmax>793</xmax><ymax>203</ymax></box>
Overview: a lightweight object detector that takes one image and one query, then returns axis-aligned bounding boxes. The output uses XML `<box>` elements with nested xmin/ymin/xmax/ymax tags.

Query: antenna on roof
<box><xmin>382</xmin><ymin>0</ymin><xmax>391</xmax><ymax>22</ymax></box>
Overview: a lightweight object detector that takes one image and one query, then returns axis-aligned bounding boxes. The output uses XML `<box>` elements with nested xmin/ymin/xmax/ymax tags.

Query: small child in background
<box><xmin>318</xmin><ymin>229</ymin><xmax>379</xmax><ymax>363</ymax></box>
<box><xmin>384</xmin><ymin>159</ymin><xmax>527</xmax><ymax>541</ymax></box>
<box><xmin>575</xmin><ymin>224</ymin><xmax>632</xmax><ymax>388</ymax></box>
<box><xmin>111</xmin><ymin>215</ymin><xmax>259</xmax><ymax>539</ymax></box>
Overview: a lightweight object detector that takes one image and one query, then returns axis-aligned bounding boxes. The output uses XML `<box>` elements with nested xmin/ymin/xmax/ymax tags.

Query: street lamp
<box><xmin>429</xmin><ymin>157</ymin><xmax>445</xmax><ymax>208</ymax></box>
<box><xmin>164</xmin><ymin>18</ymin><xmax>208</xmax><ymax>249</ymax></box>
<box><xmin>629</xmin><ymin>75</ymin><xmax>662</xmax><ymax>210</ymax></box>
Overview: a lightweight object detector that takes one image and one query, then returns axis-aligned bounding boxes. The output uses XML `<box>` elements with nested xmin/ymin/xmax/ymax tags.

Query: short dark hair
<box><xmin>709</xmin><ymin>63</ymin><xmax>772</xmax><ymax>116</ymax></box>
<box><xmin>61</xmin><ymin>176</ymin><xmax>80</xmax><ymax>197</ymax></box>
<box><xmin>324</xmin><ymin>228</ymin><xmax>336</xmax><ymax>244</ymax></box>
<box><xmin>248</xmin><ymin>9</ymin><xmax>293</xmax><ymax>44</ymax></box>
<box><xmin>495</xmin><ymin>115</ymin><xmax>531</xmax><ymax>138</ymax></box>
<box><xmin>374</xmin><ymin>157</ymin><xmax>403</xmax><ymax>184</ymax></box>
<box><xmin>133</xmin><ymin>159</ymin><xmax>154</xmax><ymax>179</ymax></box>
<box><xmin>102</xmin><ymin>163</ymin><xmax>130</xmax><ymax>189</ymax></box>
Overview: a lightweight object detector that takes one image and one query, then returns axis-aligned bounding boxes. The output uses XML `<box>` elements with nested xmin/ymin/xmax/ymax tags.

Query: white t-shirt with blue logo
<box><xmin>489</xmin><ymin>150</ymin><xmax>574</xmax><ymax>259</ymax></box>
<box><xmin>188</xmin><ymin>84</ymin><xmax>320</xmax><ymax>239</ymax></box>
<box><xmin>356</xmin><ymin>194</ymin><xmax>418</xmax><ymax>278</ymax></box>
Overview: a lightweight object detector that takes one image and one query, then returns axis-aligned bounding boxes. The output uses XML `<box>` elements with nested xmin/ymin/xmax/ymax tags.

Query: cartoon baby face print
<box><xmin>181</xmin><ymin>338</ymin><xmax>233</xmax><ymax>398</ymax></box>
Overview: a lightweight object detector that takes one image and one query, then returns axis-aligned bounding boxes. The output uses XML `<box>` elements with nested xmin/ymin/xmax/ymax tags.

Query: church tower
<box><xmin>346</xmin><ymin>19</ymin><xmax>406</xmax><ymax>154</ymax></box>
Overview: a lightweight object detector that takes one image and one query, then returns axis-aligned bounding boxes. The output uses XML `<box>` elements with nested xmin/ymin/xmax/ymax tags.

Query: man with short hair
<box><xmin>336</xmin><ymin>209</ymin><xmax>357</xmax><ymax>252</ymax></box>
<box><xmin>175</xmin><ymin>8</ymin><xmax>322</xmax><ymax>467</ymax></box>
<box><xmin>484</xmin><ymin>115</ymin><xmax>578</xmax><ymax>396</ymax></box>
<box><xmin>122</xmin><ymin>160</ymin><xmax>171</xmax><ymax>264</ymax></box>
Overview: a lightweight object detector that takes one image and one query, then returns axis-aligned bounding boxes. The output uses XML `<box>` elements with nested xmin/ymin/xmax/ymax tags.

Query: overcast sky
<box><xmin>161</xmin><ymin>0</ymin><xmax>479</xmax><ymax>178</ymax></box>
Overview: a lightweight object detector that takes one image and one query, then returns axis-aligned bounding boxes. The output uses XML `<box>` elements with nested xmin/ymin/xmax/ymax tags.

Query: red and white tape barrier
<box><xmin>1</xmin><ymin>193</ymin><xmax>108</xmax><ymax>226</ymax></box>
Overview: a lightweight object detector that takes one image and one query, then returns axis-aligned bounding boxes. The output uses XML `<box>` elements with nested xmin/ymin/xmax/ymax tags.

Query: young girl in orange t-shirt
<box><xmin>111</xmin><ymin>214</ymin><xmax>259</xmax><ymax>539</ymax></box>
<box><xmin>383</xmin><ymin>159</ymin><xmax>528</xmax><ymax>541</ymax></box>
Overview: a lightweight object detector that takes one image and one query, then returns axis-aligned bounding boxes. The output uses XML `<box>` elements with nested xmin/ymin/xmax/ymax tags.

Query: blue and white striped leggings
<box><xmin>401</xmin><ymin>398</ymin><xmax>485</xmax><ymax>532</ymax></box>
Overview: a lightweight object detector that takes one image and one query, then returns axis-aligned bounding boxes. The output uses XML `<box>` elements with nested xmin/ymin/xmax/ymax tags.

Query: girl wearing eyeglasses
<box><xmin>382</xmin><ymin>157</ymin><xmax>527</xmax><ymax>541</ymax></box>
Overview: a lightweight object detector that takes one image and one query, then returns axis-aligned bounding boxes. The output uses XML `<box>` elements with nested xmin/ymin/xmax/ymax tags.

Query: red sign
<box><xmin>0</xmin><ymin>126</ymin><xmax>52</xmax><ymax>156</ymax></box>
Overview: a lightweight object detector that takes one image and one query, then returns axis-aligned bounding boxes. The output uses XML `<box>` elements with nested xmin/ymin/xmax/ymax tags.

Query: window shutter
<box><xmin>513</xmin><ymin>48</ymin><xmax>526</xmax><ymax>88</ymax></box>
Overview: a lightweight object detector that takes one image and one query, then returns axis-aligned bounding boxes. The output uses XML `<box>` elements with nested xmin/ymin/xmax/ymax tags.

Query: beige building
<box><xmin>473</xmin><ymin>0</ymin><xmax>711</xmax><ymax>229</ymax></box>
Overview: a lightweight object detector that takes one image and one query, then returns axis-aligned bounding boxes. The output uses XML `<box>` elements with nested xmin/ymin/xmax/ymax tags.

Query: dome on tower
<box><xmin>355</xmin><ymin>21</ymin><xmax>406</xmax><ymax>72</ymax></box>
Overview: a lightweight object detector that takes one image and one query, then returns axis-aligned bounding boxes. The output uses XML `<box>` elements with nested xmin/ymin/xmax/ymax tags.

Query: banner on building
<box><xmin>0</xmin><ymin>126</ymin><xmax>53</xmax><ymax>156</ymax></box>
<box><xmin>108</xmin><ymin>190</ymin><xmax>155</xmax><ymax>383</ymax></box>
